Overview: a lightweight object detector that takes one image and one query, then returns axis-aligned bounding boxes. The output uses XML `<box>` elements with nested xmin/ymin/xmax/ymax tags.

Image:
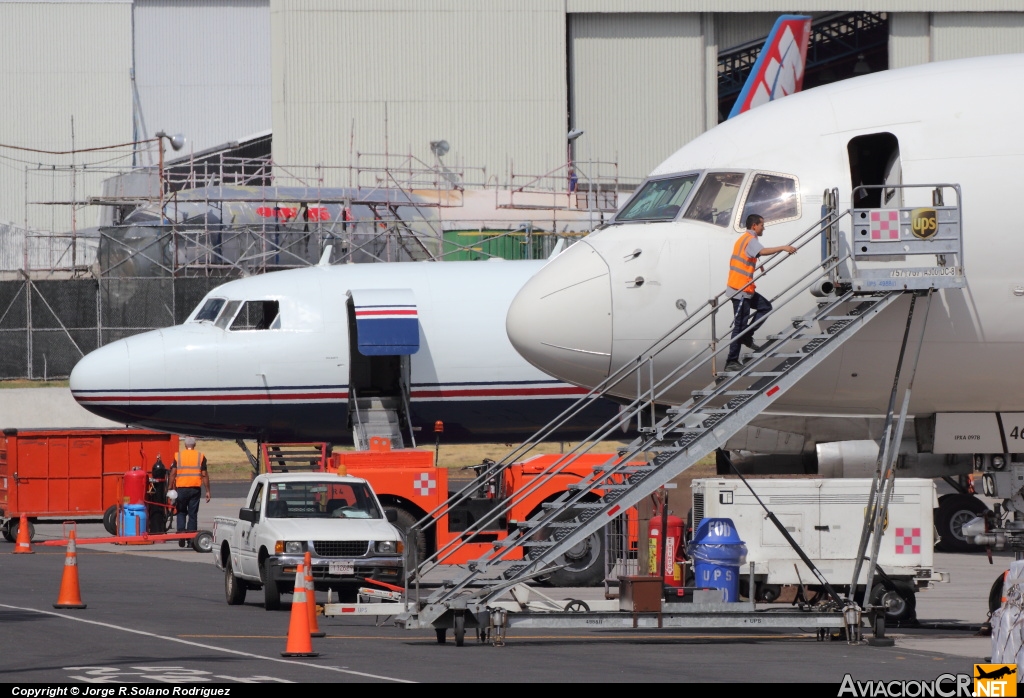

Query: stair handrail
<box><xmin>408</xmin><ymin>206</ymin><xmax>852</xmax><ymax>579</ymax></box>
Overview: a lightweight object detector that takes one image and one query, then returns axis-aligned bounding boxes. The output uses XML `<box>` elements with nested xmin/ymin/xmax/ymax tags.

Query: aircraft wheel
<box><xmin>990</xmin><ymin>570</ymin><xmax>1008</xmax><ymax>615</ymax></box>
<box><xmin>935</xmin><ymin>494</ymin><xmax>988</xmax><ymax>552</ymax></box>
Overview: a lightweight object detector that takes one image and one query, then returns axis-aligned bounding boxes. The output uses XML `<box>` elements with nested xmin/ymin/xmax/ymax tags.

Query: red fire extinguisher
<box><xmin>649</xmin><ymin>514</ymin><xmax>685</xmax><ymax>587</ymax></box>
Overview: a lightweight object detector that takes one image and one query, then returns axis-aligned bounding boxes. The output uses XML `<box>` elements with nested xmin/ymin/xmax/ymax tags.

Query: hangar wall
<box><xmin>270</xmin><ymin>0</ymin><xmax>568</xmax><ymax>186</ymax></box>
<box><xmin>0</xmin><ymin>1</ymin><xmax>133</xmax><ymax>233</ymax></box>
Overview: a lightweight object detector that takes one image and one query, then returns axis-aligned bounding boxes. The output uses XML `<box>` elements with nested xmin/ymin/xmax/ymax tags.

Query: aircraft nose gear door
<box><xmin>346</xmin><ymin>289</ymin><xmax>420</xmax><ymax>450</ymax></box>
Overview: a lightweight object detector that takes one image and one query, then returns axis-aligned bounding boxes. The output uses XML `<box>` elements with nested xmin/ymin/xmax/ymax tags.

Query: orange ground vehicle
<box><xmin>260</xmin><ymin>438</ymin><xmax>641</xmax><ymax>587</ymax></box>
<box><xmin>0</xmin><ymin>428</ymin><xmax>179</xmax><ymax>541</ymax></box>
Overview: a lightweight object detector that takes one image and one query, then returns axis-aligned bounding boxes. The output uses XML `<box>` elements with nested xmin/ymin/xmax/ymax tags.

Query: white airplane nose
<box><xmin>69</xmin><ymin>339</ymin><xmax>130</xmax><ymax>394</ymax></box>
<box><xmin>507</xmin><ymin>240</ymin><xmax>612</xmax><ymax>387</ymax></box>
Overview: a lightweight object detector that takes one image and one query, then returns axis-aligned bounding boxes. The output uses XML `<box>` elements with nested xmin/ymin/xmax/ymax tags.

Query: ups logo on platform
<box><xmin>910</xmin><ymin>208</ymin><xmax>938</xmax><ymax>239</ymax></box>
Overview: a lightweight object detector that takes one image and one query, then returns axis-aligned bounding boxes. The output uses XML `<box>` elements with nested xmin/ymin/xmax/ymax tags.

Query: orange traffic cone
<box><xmin>304</xmin><ymin>551</ymin><xmax>325</xmax><ymax>638</ymax></box>
<box><xmin>12</xmin><ymin>514</ymin><xmax>33</xmax><ymax>554</ymax></box>
<box><xmin>281</xmin><ymin>563</ymin><xmax>318</xmax><ymax>657</ymax></box>
<box><xmin>53</xmin><ymin>530</ymin><xmax>87</xmax><ymax>609</ymax></box>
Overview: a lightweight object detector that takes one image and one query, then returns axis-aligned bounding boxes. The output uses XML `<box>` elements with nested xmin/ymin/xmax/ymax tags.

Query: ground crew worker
<box><xmin>169</xmin><ymin>436</ymin><xmax>211</xmax><ymax>546</ymax></box>
<box><xmin>725</xmin><ymin>213</ymin><xmax>796</xmax><ymax>372</ymax></box>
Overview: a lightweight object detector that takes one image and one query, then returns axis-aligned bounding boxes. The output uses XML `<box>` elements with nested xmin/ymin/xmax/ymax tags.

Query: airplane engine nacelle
<box><xmin>815</xmin><ymin>440</ymin><xmax>972</xmax><ymax>479</ymax></box>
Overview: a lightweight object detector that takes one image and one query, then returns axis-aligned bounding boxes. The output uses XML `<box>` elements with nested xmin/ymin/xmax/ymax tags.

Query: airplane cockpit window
<box><xmin>738</xmin><ymin>173</ymin><xmax>800</xmax><ymax>228</ymax></box>
<box><xmin>193</xmin><ymin>298</ymin><xmax>225</xmax><ymax>323</ymax></box>
<box><xmin>230</xmin><ymin>301</ymin><xmax>281</xmax><ymax>331</ymax></box>
<box><xmin>214</xmin><ymin>300</ymin><xmax>242</xmax><ymax>330</ymax></box>
<box><xmin>682</xmin><ymin>172</ymin><xmax>745</xmax><ymax>228</ymax></box>
<box><xmin>616</xmin><ymin>173</ymin><xmax>699</xmax><ymax>222</ymax></box>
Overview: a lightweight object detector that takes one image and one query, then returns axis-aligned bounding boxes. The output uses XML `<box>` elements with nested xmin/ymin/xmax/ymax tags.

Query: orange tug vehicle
<box><xmin>260</xmin><ymin>437</ymin><xmax>641</xmax><ymax>587</ymax></box>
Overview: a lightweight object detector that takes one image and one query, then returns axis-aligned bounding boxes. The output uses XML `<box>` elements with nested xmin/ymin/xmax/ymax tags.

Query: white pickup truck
<box><xmin>213</xmin><ymin>472</ymin><xmax>405</xmax><ymax>609</ymax></box>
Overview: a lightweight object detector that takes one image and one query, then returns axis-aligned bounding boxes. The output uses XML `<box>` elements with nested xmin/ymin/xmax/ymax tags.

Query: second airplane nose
<box><xmin>506</xmin><ymin>241</ymin><xmax>612</xmax><ymax>387</ymax></box>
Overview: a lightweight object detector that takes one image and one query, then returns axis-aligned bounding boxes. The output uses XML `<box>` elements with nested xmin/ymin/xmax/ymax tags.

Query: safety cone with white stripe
<box><xmin>53</xmin><ymin>530</ymin><xmax>87</xmax><ymax>609</ymax></box>
<box><xmin>304</xmin><ymin>551</ymin><xmax>325</xmax><ymax>638</ymax></box>
<box><xmin>12</xmin><ymin>514</ymin><xmax>33</xmax><ymax>554</ymax></box>
<box><xmin>281</xmin><ymin>562</ymin><xmax>318</xmax><ymax>657</ymax></box>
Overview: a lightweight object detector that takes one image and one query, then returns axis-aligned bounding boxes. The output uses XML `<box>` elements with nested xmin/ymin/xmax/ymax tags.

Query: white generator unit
<box><xmin>692</xmin><ymin>478</ymin><xmax>939</xmax><ymax>617</ymax></box>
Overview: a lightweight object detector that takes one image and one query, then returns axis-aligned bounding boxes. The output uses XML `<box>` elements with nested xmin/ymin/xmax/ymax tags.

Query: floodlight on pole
<box><xmin>567</xmin><ymin>129</ymin><xmax>584</xmax><ymax>142</ymax></box>
<box><xmin>154</xmin><ymin>130</ymin><xmax>186</xmax><ymax>223</ymax></box>
<box><xmin>430</xmin><ymin>140</ymin><xmax>450</xmax><ymax>158</ymax></box>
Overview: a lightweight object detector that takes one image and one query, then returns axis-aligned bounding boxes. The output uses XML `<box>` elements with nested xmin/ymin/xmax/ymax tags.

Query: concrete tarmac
<box><xmin>0</xmin><ymin>490</ymin><xmax>1007</xmax><ymax>685</ymax></box>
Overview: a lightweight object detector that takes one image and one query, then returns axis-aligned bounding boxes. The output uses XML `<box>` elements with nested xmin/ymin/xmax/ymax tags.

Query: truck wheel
<box><xmin>529</xmin><ymin>518</ymin><xmax>605</xmax><ymax>587</ymax></box>
<box><xmin>387</xmin><ymin>506</ymin><xmax>427</xmax><ymax>568</ymax></box>
<box><xmin>935</xmin><ymin>493</ymin><xmax>988</xmax><ymax>552</ymax></box>
<box><xmin>870</xmin><ymin>581</ymin><xmax>916</xmax><ymax>623</ymax></box>
<box><xmin>192</xmin><ymin>530</ymin><xmax>214</xmax><ymax>553</ymax></box>
<box><xmin>1</xmin><ymin>520</ymin><xmax>13</xmax><ymax>542</ymax></box>
<box><xmin>225</xmin><ymin>559</ymin><xmax>247</xmax><ymax>605</ymax></box>
<box><xmin>262</xmin><ymin>560</ymin><xmax>281</xmax><ymax>611</ymax></box>
<box><xmin>103</xmin><ymin>505</ymin><xmax>118</xmax><ymax>536</ymax></box>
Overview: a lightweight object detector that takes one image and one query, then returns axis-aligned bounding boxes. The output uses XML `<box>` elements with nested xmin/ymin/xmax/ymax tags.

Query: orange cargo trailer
<box><xmin>0</xmin><ymin>428</ymin><xmax>179</xmax><ymax>541</ymax></box>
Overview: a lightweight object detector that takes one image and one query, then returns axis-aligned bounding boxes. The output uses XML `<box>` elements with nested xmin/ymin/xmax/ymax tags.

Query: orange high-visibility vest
<box><xmin>175</xmin><ymin>449</ymin><xmax>204</xmax><ymax>487</ymax></box>
<box><xmin>727</xmin><ymin>231</ymin><xmax>758</xmax><ymax>293</ymax></box>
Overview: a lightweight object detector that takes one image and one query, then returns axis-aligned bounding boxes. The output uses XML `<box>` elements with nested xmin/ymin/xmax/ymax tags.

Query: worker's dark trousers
<box><xmin>176</xmin><ymin>487</ymin><xmax>201</xmax><ymax>532</ymax></box>
<box><xmin>727</xmin><ymin>291</ymin><xmax>772</xmax><ymax>362</ymax></box>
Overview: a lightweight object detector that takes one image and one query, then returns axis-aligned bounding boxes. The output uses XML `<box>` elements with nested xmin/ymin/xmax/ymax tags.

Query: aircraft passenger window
<box><xmin>214</xmin><ymin>300</ymin><xmax>241</xmax><ymax>329</ymax></box>
<box><xmin>738</xmin><ymin>173</ymin><xmax>800</xmax><ymax>228</ymax></box>
<box><xmin>616</xmin><ymin>174</ymin><xmax>699</xmax><ymax>222</ymax></box>
<box><xmin>683</xmin><ymin>172</ymin><xmax>745</xmax><ymax>228</ymax></box>
<box><xmin>194</xmin><ymin>298</ymin><xmax>225</xmax><ymax>323</ymax></box>
<box><xmin>230</xmin><ymin>300</ymin><xmax>280</xmax><ymax>331</ymax></box>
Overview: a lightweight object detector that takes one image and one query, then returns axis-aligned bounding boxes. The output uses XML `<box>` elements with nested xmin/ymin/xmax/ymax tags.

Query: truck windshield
<box><xmin>266</xmin><ymin>481</ymin><xmax>382</xmax><ymax>520</ymax></box>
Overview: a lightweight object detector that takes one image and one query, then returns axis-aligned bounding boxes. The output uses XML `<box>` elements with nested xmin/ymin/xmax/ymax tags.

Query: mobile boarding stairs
<box><xmin>394</xmin><ymin>184</ymin><xmax>966</xmax><ymax>644</ymax></box>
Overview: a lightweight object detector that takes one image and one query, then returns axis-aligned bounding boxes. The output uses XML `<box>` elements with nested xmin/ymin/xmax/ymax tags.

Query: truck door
<box><xmin>238</xmin><ymin>482</ymin><xmax>265</xmax><ymax>577</ymax></box>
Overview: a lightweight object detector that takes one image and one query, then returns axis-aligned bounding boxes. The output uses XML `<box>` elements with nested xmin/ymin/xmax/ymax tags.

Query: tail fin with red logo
<box><xmin>727</xmin><ymin>15</ymin><xmax>813</xmax><ymax>119</ymax></box>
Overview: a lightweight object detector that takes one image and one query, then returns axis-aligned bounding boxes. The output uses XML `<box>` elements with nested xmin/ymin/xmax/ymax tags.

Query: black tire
<box><xmin>934</xmin><ymin>493</ymin><xmax>989</xmax><ymax>552</ymax></box>
<box><xmin>103</xmin><ymin>505</ymin><xmax>118</xmax><ymax>536</ymax></box>
<box><xmin>870</xmin><ymin>581</ymin><xmax>916</xmax><ymax>623</ymax></box>
<box><xmin>453</xmin><ymin>614</ymin><xmax>465</xmax><ymax>647</ymax></box>
<box><xmin>989</xmin><ymin>570</ymin><xmax>1008</xmax><ymax>615</ymax></box>
<box><xmin>9</xmin><ymin>518</ymin><xmax>35</xmax><ymax>543</ymax></box>
<box><xmin>435</xmin><ymin>628</ymin><xmax>447</xmax><ymax>644</ymax></box>
<box><xmin>564</xmin><ymin>599</ymin><xmax>590</xmax><ymax>612</ymax></box>
<box><xmin>387</xmin><ymin>506</ymin><xmax>427</xmax><ymax>569</ymax></box>
<box><xmin>529</xmin><ymin>507</ymin><xmax>606</xmax><ymax>587</ymax></box>
<box><xmin>225</xmin><ymin>559</ymin><xmax>247</xmax><ymax>605</ymax></box>
<box><xmin>192</xmin><ymin>530</ymin><xmax>214</xmax><ymax>553</ymax></box>
<box><xmin>262</xmin><ymin>559</ymin><xmax>281</xmax><ymax>611</ymax></box>
<box><xmin>1</xmin><ymin>520</ymin><xmax>14</xmax><ymax>542</ymax></box>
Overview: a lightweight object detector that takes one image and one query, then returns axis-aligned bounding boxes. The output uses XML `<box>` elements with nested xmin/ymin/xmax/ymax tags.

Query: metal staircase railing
<box><xmin>405</xmin><ymin>184</ymin><xmax>964</xmax><ymax>625</ymax></box>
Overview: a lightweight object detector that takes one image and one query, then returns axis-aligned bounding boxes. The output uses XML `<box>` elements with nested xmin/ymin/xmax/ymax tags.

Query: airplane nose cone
<box><xmin>70</xmin><ymin>339</ymin><xmax>130</xmax><ymax>394</ymax></box>
<box><xmin>507</xmin><ymin>240</ymin><xmax>612</xmax><ymax>387</ymax></box>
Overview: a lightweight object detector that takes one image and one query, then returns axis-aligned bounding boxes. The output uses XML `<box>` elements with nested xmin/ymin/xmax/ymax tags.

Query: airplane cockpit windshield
<box><xmin>615</xmin><ymin>173</ymin><xmax>699</xmax><ymax>222</ymax></box>
<box><xmin>190</xmin><ymin>297</ymin><xmax>281</xmax><ymax>330</ymax></box>
<box><xmin>682</xmin><ymin>172</ymin><xmax>745</xmax><ymax>228</ymax></box>
<box><xmin>737</xmin><ymin>173</ymin><xmax>800</xmax><ymax>229</ymax></box>
<box><xmin>193</xmin><ymin>298</ymin><xmax>225</xmax><ymax>323</ymax></box>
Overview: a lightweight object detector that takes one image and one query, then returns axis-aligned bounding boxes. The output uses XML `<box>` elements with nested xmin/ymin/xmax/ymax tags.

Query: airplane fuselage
<box><xmin>70</xmin><ymin>259</ymin><xmax>614</xmax><ymax>443</ymax></box>
<box><xmin>507</xmin><ymin>54</ymin><xmax>1024</xmax><ymax>446</ymax></box>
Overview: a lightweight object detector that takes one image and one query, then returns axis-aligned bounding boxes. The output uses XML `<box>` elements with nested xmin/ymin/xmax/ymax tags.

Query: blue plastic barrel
<box><xmin>686</xmin><ymin>517</ymin><xmax>747</xmax><ymax>602</ymax></box>
<box><xmin>120</xmin><ymin>504</ymin><xmax>148</xmax><ymax>537</ymax></box>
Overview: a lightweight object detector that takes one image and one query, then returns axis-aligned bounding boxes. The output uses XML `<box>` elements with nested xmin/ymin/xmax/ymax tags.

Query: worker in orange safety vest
<box><xmin>169</xmin><ymin>436</ymin><xmax>211</xmax><ymax>546</ymax></box>
<box><xmin>724</xmin><ymin>213</ymin><xmax>796</xmax><ymax>373</ymax></box>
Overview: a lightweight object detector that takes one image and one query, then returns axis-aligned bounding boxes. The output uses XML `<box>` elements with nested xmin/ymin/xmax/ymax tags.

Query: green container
<box><xmin>441</xmin><ymin>230</ymin><xmax>548</xmax><ymax>261</ymax></box>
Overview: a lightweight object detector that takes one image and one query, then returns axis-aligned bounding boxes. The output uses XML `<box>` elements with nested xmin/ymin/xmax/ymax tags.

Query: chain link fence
<box><xmin>0</xmin><ymin>276</ymin><xmax>232</xmax><ymax>379</ymax></box>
